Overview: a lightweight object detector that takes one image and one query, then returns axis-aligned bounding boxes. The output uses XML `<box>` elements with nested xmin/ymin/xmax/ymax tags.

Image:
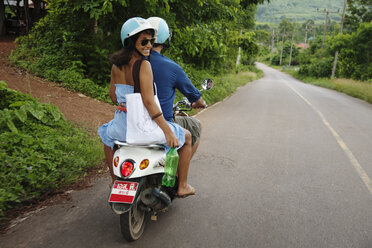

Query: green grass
<box><xmin>0</xmin><ymin>81</ymin><xmax>104</xmax><ymax>219</ymax></box>
<box><xmin>281</xmin><ymin>67</ymin><xmax>372</xmax><ymax>104</ymax></box>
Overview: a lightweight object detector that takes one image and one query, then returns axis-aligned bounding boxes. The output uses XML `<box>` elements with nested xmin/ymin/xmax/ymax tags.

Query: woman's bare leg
<box><xmin>104</xmin><ymin>145</ymin><xmax>116</xmax><ymax>185</ymax></box>
<box><xmin>177</xmin><ymin>129</ymin><xmax>195</xmax><ymax>196</ymax></box>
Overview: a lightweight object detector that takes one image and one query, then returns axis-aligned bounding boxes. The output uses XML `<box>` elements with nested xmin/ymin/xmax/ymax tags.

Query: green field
<box><xmin>256</xmin><ymin>0</ymin><xmax>345</xmax><ymax>24</ymax></box>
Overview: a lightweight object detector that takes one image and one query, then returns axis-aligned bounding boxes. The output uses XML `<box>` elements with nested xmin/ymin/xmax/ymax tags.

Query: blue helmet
<box><xmin>147</xmin><ymin>17</ymin><xmax>171</xmax><ymax>45</ymax></box>
<box><xmin>120</xmin><ymin>17</ymin><xmax>156</xmax><ymax>47</ymax></box>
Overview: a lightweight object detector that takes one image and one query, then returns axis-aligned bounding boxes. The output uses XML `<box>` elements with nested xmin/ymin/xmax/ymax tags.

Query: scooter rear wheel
<box><xmin>120</xmin><ymin>197</ymin><xmax>146</xmax><ymax>241</ymax></box>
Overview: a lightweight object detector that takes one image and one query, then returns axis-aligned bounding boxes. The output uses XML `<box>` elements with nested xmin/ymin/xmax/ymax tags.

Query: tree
<box><xmin>11</xmin><ymin>0</ymin><xmax>268</xmax><ymax>94</ymax></box>
<box><xmin>0</xmin><ymin>0</ymin><xmax>4</xmax><ymax>35</ymax></box>
<box><xmin>31</xmin><ymin>0</ymin><xmax>43</xmax><ymax>23</ymax></box>
<box><xmin>345</xmin><ymin>0</ymin><xmax>372</xmax><ymax>32</ymax></box>
<box><xmin>254</xmin><ymin>29</ymin><xmax>270</xmax><ymax>46</ymax></box>
<box><xmin>279</xmin><ymin>18</ymin><xmax>294</xmax><ymax>34</ymax></box>
<box><xmin>240</xmin><ymin>0</ymin><xmax>270</xmax><ymax>8</ymax></box>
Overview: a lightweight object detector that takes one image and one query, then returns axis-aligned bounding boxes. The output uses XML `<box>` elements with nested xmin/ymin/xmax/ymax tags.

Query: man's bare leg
<box><xmin>177</xmin><ymin>129</ymin><xmax>195</xmax><ymax>197</ymax></box>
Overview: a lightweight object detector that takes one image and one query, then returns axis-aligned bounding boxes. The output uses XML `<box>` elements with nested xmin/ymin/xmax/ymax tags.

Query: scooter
<box><xmin>108</xmin><ymin>79</ymin><xmax>213</xmax><ymax>241</ymax></box>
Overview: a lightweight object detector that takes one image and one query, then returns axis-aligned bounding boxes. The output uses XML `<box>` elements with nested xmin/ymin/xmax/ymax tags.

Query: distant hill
<box><xmin>256</xmin><ymin>0</ymin><xmax>345</xmax><ymax>24</ymax></box>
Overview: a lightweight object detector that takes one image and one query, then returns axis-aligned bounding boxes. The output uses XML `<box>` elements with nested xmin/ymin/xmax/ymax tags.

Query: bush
<box><xmin>299</xmin><ymin>64</ymin><xmax>310</xmax><ymax>75</ymax></box>
<box><xmin>0</xmin><ymin>82</ymin><xmax>104</xmax><ymax>218</ymax></box>
<box><xmin>271</xmin><ymin>53</ymin><xmax>281</xmax><ymax>65</ymax></box>
<box><xmin>307</xmin><ymin>57</ymin><xmax>334</xmax><ymax>78</ymax></box>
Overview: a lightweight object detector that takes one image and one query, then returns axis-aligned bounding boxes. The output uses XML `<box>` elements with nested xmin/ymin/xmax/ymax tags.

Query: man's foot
<box><xmin>177</xmin><ymin>184</ymin><xmax>196</xmax><ymax>198</ymax></box>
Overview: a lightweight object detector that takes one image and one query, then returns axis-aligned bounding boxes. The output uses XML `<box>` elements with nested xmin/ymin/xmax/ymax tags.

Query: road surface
<box><xmin>1</xmin><ymin>63</ymin><xmax>372</xmax><ymax>248</ymax></box>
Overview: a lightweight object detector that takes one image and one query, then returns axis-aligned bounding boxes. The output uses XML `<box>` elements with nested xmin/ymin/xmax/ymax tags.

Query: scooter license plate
<box><xmin>108</xmin><ymin>181</ymin><xmax>139</xmax><ymax>204</ymax></box>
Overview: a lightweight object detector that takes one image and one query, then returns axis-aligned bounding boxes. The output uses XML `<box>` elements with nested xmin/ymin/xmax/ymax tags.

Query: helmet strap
<box><xmin>134</xmin><ymin>48</ymin><xmax>143</xmax><ymax>57</ymax></box>
<box><xmin>162</xmin><ymin>39</ymin><xmax>171</xmax><ymax>49</ymax></box>
<box><xmin>134</xmin><ymin>48</ymin><xmax>151</xmax><ymax>61</ymax></box>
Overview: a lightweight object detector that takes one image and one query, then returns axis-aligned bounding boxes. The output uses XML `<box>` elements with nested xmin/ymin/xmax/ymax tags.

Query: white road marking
<box><xmin>284</xmin><ymin>81</ymin><xmax>372</xmax><ymax>195</ymax></box>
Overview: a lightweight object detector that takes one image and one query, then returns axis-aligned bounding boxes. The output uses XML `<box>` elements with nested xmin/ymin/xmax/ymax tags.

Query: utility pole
<box><xmin>279</xmin><ymin>33</ymin><xmax>285</xmax><ymax>66</ymax></box>
<box><xmin>236</xmin><ymin>29</ymin><xmax>242</xmax><ymax>66</ymax></box>
<box><xmin>303</xmin><ymin>23</ymin><xmax>316</xmax><ymax>44</ymax></box>
<box><xmin>270</xmin><ymin>29</ymin><xmax>275</xmax><ymax>61</ymax></box>
<box><xmin>311</xmin><ymin>24</ymin><xmax>317</xmax><ymax>42</ymax></box>
<box><xmin>331</xmin><ymin>0</ymin><xmax>347</xmax><ymax>79</ymax></box>
<box><xmin>304</xmin><ymin>24</ymin><xmax>317</xmax><ymax>44</ymax></box>
<box><xmin>288</xmin><ymin>32</ymin><xmax>294</xmax><ymax>67</ymax></box>
<box><xmin>304</xmin><ymin>23</ymin><xmax>309</xmax><ymax>44</ymax></box>
<box><xmin>317</xmin><ymin>8</ymin><xmax>339</xmax><ymax>49</ymax></box>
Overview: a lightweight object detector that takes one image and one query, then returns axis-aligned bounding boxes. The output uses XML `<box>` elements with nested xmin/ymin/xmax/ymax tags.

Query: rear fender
<box><xmin>112</xmin><ymin>145</ymin><xmax>165</xmax><ymax>179</ymax></box>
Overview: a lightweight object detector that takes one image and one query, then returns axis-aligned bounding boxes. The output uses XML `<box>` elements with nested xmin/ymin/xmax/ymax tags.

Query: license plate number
<box><xmin>108</xmin><ymin>181</ymin><xmax>138</xmax><ymax>204</ymax></box>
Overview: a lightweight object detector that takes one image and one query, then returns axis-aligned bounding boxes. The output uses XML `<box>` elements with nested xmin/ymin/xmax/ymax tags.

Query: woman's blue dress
<box><xmin>98</xmin><ymin>84</ymin><xmax>185</xmax><ymax>151</ymax></box>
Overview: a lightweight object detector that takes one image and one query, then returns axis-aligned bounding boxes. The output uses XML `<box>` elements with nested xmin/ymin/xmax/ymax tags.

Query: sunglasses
<box><xmin>140</xmin><ymin>38</ymin><xmax>155</xmax><ymax>46</ymax></box>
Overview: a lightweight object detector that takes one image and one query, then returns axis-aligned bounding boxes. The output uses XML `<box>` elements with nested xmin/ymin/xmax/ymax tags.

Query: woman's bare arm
<box><xmin>108</xmin><ymin>65</ymin><xmax>120</xmax><ymax>103</ymax></box>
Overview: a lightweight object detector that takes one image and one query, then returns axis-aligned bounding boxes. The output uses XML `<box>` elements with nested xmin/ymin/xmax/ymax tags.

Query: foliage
<box><xmin>255</xmin><ymin>0</ymin><xmax>370</xmax><ymax>80</ymax></box>
<box><xmin>269</xmin><ymin>40</ymin><xmax>299</xmax><ymax>66</ymax></box>
<box><xmin>300</xmin><ymin>56</ymin><xmax>334</xmax><ymax>78</ymax></box>
<box><xmin>296</xmin><ymin>21</ymin><xmax>371</xmax><ymax>80</ymax></box>
<box><xmin>261</xmin><ymin>16</ymin><xmax>371</xmax><ymax>81</ymax></box>
<box><xmin>335</xmin><ymin>21</ymin><xmax>372</xmax><ymax>80</ymax></box>
<box><xmin>284</xmin><ymin>70</ymin><xmax>372</xmax><ymax>104</ymax></box>
<box><xmin>170</xmin><ymin>22</ymin><xmax>236</xmax><ymax>72</ymax></box>
<box><xmin>0</xmin><ymin>81</ymin><xmax>104</xmax><ymax>218</ymax></box>
<box><xmin>10</xmin><ymin>0</ymin><xmax>268</xmax><ymax>104</ymax></box>
<box><xmin>345</xmin><ymin>0</ymin><xmax>372</xmax><ymax>32</ymax></box>
<box><xmin>175</xmin><ymin>65</ymin><xmax>263</xmax><ymax>107</ymax></box>
<box><xmin>254</xmin><ymin>29</ymin><xmax>271</xmax><ymax>47</ymax></box>
<box><xmin>256</xmin><ymin>0</ymin><xmax>344</xmax><ymax>24</ymax></box>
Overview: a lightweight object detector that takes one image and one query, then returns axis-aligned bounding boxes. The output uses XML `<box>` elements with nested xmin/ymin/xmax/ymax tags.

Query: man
<box><xmin>147</xmin><ymin>17</ymin><xmax>206</xmax><ymax>157</ymax></box>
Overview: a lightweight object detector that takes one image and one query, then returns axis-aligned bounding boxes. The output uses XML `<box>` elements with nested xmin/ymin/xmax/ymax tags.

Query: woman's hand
<box><xmin>165</xmin><ymin>131</ymin><xmax>180</xmax><ymax>148</ymax></box>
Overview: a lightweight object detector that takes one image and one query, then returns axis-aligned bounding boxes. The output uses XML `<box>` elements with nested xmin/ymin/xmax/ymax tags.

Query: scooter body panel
<box><xmin>113</xmin><ymin>145</ymin><xmax>165</xmax><ymax>179</ymax></box>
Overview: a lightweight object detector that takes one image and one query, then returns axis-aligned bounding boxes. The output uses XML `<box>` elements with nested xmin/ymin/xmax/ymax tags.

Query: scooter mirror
<box><xmin>201</xmin><ymin>79</ymin><xmax>214</xmax><ymax>91</ymax></box>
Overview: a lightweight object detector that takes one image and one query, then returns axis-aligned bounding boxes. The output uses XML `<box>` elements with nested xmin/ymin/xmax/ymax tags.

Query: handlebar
<box><xmin>173</xmin><ymin>79</ymin><xmax>213</xmax><ymax>115</ymax></box>
<box><xmin>173</xmin><ymin>98</ymin><xmax>192</xmax><ymax>112</ymax></box>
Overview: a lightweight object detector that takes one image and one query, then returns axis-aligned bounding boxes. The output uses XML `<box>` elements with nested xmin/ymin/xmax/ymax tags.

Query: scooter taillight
<box><xmin>120</xmin><ymin>161</ymin><xmax>134</xmax><ymax>177</ymax></box>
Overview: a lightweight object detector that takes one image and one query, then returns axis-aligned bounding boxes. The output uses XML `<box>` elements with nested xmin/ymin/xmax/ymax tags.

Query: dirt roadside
<box><xmin>0</xmin><ymin>36</ymin><xmax>115</xmax><ymax>230</ymax></box>
<box><xmin>0</xmin><ymin>36</ymin><xmax>116</xmax><ymax>135</ymax></box>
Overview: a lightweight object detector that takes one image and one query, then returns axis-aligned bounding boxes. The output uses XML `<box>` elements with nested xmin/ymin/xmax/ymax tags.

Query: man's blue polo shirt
<box><xmin>150</xmin><ymin>50</ymin><xmax>201</xmax><ymax>121</ymax></box>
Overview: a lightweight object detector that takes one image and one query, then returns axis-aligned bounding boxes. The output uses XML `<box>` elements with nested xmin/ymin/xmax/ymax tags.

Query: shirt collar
<box><xmin>151</xmin><ymin>50</ymin><xmax>162</xmax><ymax>57</ymax></box>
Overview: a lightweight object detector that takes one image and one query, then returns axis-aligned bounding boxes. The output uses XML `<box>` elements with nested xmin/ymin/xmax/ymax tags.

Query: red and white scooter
<box><xmin>108</xmin><ymin>79</ymin><xmax>213</xmax><ymax>241</ymax></box>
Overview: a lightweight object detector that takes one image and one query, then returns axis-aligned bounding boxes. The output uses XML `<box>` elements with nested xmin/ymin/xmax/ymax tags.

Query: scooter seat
<box><xmin>114</xmin><ymin>140</ymin><xmax>164</xmax><ymax>149</ymax></box>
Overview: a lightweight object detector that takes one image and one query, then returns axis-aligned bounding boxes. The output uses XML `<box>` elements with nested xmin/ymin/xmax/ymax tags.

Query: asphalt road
<box><xmin>1</xmin><ymin>63</ymin><xmax>372</xmax><ymax>248</ymax></box>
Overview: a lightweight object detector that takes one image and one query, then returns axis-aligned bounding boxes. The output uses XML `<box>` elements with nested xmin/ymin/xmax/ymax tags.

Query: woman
<box><xmin>98</xmin><ymin>17</ymin><xmax>195</xmax><ymax>198</ymax></box>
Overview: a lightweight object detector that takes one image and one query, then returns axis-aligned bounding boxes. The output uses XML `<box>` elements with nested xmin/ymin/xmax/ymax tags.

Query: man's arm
<box><xmin>191</xmin><ymin>97</ymin><xmax>207</xmax><ymax>109</ymax></box>
<box><xmin>175</xmin><ymin>65</ymin><xmax>203</xmax><ymax>104</ymax></box>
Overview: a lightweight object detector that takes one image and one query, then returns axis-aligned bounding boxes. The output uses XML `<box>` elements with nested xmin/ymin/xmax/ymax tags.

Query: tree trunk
<box><xmin>288</xmin><ymin>32</ymin><xmax>294</xmax><ymax>67</ymax></box>
<box><xmin>279</xmin><ymin>34</ymin><xmax>285</xmax><ymax>66</ymax></box>
<box><xmin>31</xmin><ymin>0</ymin><xmax>42</xmax><ymax>24</ymax></box>
<box><xmin>0</xmin><ymin>0</ymin><xmax>5</xmax><ymax>35</ymax></box>
<box><xmin>24</xmin><ymin>0</ymin><xmax>30</xmax><ymax>34</ymax></box>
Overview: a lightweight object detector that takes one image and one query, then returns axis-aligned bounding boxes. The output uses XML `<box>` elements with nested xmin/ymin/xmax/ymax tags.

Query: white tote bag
<box><xmin>126</xmin><ymin>93</ymin><xmax>166</xmax><ymax>145</ymax></box>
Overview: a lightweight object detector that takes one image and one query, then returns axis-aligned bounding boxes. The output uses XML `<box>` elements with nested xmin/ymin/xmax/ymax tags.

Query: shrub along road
<box><xmin>0</xmin><ymin>36</ymin><xmax>116</xmax><ymax>135</ymax></box>
<box><xmin>1</xmin><ymin>60</ymin><xmax>372</xmax><ymax>247</ymax></box>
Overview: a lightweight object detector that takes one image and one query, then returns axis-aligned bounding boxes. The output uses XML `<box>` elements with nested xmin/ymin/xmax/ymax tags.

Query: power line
<box><xmin>331</xmin><ymin>0</ymin><xmax>348</xmax><ymax>79</ymax></box>
<box><xmin>317</xmin><ymin>8</ymin><xmax>340</xmax><ymax>49</ymax></box>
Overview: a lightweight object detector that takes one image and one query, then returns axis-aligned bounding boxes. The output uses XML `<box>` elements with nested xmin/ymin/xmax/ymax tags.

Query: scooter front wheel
<box><xmin>120</xmin><ymin>197</ymin><xmax>146</xmax><ymax>241</ymax></box>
